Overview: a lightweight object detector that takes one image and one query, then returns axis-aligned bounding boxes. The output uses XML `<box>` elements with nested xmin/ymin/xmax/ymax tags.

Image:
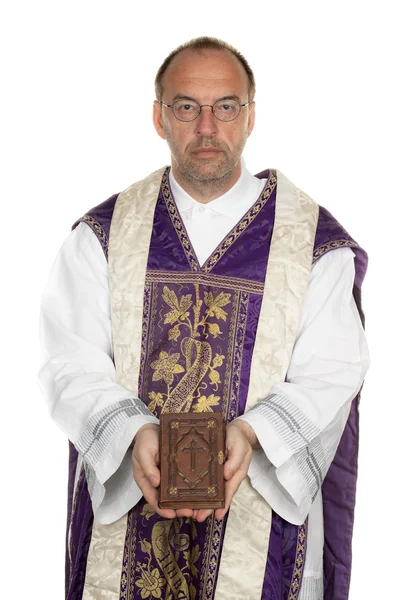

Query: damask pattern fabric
<box><xmin>38</xmin><ymin>163</ymin><xmax>369</xmax><ymax>600</ymax></box>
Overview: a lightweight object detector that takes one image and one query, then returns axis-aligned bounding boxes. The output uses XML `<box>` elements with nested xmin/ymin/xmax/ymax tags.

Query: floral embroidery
<box><xmin>150</xmin><ymin>351</ymin><xmax>185</xmax><ymax>385</ymax></box>
<box><xmin>162</xmin><ymin>287</ymin><xmax>193</xmax><ymax>325</ymax></box>
<box><xmin>135</xmin><ymin>565</ymin><xmax>166</xmax><ymax>599</ymax></box>
<box><xmin>140</xmin><ymin>503</ymin><xmax>156</xmax><ymax>521</ymax></box>
<box><xmin>204</xmin><ymin>291</ymin><xmax>230</xmax><ymax>321</ymax></box>
<box><xmin>148</xmin><ymin>392</ymin><xmax>164</xmax><ymax>412</ymax></box>
<box><xmin>148</xmin><ymin>285</ymin><xmax>230</xmax><ymax>413</ymax></box>
<box><xmin>184</xmin><ymin>544</ymin><xmax>201</xmax><ymax>577</ymax></box>
<box><xmin>192</xmin><ymin>394</ymin><xmax>220</xmax><ymax>413</ymax></box>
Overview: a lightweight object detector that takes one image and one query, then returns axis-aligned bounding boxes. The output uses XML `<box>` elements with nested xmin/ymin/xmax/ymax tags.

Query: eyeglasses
<box><xmin>157</xmin><ymin>98</ymin><xmax>252</xmax><ymax>122</ymax></box>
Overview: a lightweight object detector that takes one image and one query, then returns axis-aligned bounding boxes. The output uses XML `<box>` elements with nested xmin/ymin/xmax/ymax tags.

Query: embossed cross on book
<box><xmin>159</xmin><ymin>412</ymin><xmax>226</xmax><ymax>509</ymax></box>
<box><xmin>182</xmin><ymin>438</ymin><xmax>205</xmax><ymax>471</ymax></box>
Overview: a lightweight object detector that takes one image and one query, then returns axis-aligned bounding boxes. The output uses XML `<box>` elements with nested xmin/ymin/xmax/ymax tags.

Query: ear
<box><xmin>247</xmin><ymin>101</ymin><xmax>256</xmax><ymax>137</ymax></box>
<box><xmin>153</xmin><ymin>101</ymin><xmax>166</xmax><ymax>140</ymax></box>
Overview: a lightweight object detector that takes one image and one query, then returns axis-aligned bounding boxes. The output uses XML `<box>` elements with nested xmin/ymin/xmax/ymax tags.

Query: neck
<box><xmin>170</xmin><ymin>161</ymin><xmax>242</xmax><ymax>204</ymax></box>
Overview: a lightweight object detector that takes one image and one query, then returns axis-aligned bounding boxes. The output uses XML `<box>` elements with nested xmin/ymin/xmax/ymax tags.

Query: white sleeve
<box><xmin>37</xmin><ymin>221</ymin><xmax>158</xmax><ymax>525</ymax></box>
<box><xmin>236</xmin><ymin>247</ymin><xmax>370</xmax><ymax>525</ymax></box>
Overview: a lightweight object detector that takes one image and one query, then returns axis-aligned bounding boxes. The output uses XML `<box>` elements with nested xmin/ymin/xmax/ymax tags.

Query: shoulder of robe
<box><xmin>256</xmin><ymin>168</ymin><xmax>368</xmax><ymax>294</ymax></box>
<box><xmin>70</xmin><ymin>192</ymin><xmax>119</xmax><ymax>258</ymax></box>
<box><xmin>69</xmin><ymin>166</ymin><xmax>169</xmax><ymax>260</ymax></box>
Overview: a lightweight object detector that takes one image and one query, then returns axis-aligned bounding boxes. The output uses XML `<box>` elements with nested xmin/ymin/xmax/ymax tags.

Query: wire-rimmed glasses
<box><xmin>157</xmin><ymin>98</ymin><xmax>252</xmax><ymax>122</ymax></box>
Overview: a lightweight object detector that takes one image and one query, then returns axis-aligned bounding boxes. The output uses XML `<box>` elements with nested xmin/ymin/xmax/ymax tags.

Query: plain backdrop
<box><xmin>1</xmin><ymin>0</ymin><xmax>399</xmax><ymax>598</ymax></box>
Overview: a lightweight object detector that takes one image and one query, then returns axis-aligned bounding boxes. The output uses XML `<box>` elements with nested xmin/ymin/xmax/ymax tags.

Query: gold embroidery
<box><xmin>141</xmin><ymin>504</ymin><xmax>157</xmax><ymax>520</ymax></box>
<box><xmin>148</xmin><ymin>392</ymin><xmax>164</xmax><ymax>412</ymax></box>
<box><xmin>141</xmin><ymin>283</ymin><xmax>160</xmax><ymax>406</ymax></box>
<box><xmin>148</xmin><ymin>519</ymin><xmax>200</xmax><ymax>600</ymax></box>
<box><xmin>136</xmin><ymin>563</ymin><xmax>166</xmax><ymax>599</ymax></box>
<box><xmin>202</xmin><ymin>172</ymin><xmax>277</xmax><ymax>272</ymax></box>
<box><xmin>217</xmin><ymin>451</ymin><xmax>224</xmax><ymax>465</ymax></box>
<box><xmin>146</xmin><ymin>270</ymin><xmax>265</xmax><ymax>295</ymax></box>
<box><xmin>192</xmin><ymin>394</ymin><xmax>220</xmax><ymax>413</ymax></box>
<box><xmin>78</xmin><ymin>214</ymin><xmax>108</xmax><ymax>257</ymax></box>
<box><xmin>140</xmin><ymin>277</ymin><xmax>249</xmax><ymax>598</ymax></box>
<box><xmin>163</xmin><ymin>287</ymin><xmax>193</xmax><ymax>326</ymax></box>
<box><xmin>151</xmin><ymin>351</ymin><xmax>185</xmax><ymax>385</ymax></box>
<box><xmin>313</xmin><ymin>239</ymin><xmax>360</xmax><ymax>262</ymax></box>
<box><xmin>287</xmin><ymin>522</ymin><xmax>307</xmax><ymax>600</ymax></box>
<box><xmin>161</xmin><ymin>167</ymin><xmax>277</xmax><ymax>273</ymax></box>
<box><xmin>147</xmin><ymin>285</ymin><xmax>230</xmax><ymax>414</ymax></box>
<box><xmin>199</xmin><ymin>515</ymin><xmax>224</xmax><ymax>600</ymax></box>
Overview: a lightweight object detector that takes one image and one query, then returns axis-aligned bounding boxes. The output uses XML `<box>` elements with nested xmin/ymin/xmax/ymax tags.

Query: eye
<box><xmin>174</xmin><ymin>100</ymin><xmax>198</xmax><ymax>113</ymax></box>
<box><xmin>215</xmin><ymin>100</ymin><xmax>237</xmax><ymax>112</ymax></box>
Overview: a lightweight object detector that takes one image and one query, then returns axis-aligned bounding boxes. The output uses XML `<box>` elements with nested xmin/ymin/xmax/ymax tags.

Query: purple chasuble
<box><xmin>65</xmin><ymin>168</ymin><xmax>367</xmax><ymax>600</ymax></box>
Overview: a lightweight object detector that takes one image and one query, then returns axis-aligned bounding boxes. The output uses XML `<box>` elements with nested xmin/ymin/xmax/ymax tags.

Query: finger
<box><xmin>192</xmin><ymin>510</ymin><xmax>199</xmax><ymax>520</ymax></box>
<box><xmin>196</xmin><ymin>509</ymin><xmax>214</xmax><ymax>523</ymax></box>
<box><xmin>216</xmin><ymin>454</ymin><xmax>252</xmax><ymax>520</ymax></box>
<box><xmin>132</xmin><ymin>457</ymin><xmax>176</xmax><ymax>519</ymax></box>
<box><xmin>175</xmin><ymin>508</ymin><xmax>194</xmax><ymax>518</ymax></box>
<box><xmin>134</xmin><ymin>448</ymin><xmax>161</xmax><ymax>488</ymax></box>
<box><xmin>223</xmin><ymin>444</ymin><xmax>248</xmax><ymax>480</ymax></box>
<box><xmin>218</xmin><ymin>469</ymin><xmax>247</xmax><ymax>519</ymax></box>
<box><xmin>155</xmin><ymin>503</ymin><xmax>177</xmax><ymax>520</ymax></box>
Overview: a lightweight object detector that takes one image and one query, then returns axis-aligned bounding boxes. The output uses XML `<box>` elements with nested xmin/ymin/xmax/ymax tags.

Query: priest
<box><xmin>38</xmin><ymin>37</ymin><xmax>369</xmax><ymax>600</ymax></box>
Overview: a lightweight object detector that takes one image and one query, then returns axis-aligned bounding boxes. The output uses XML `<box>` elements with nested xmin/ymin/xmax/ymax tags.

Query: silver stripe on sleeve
<box><xmin>249</xmin><ymin>393</ymin><xmax>327</xmax><ymax>500</ymax></box>
<box><xmin>76</xmin><ymin>398</ymin><xmax>154</xmax><ymax>467</ymax></box>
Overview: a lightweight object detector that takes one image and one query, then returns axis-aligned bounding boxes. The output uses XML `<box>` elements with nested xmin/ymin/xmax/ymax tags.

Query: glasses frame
<box><xmin>157</xmin><ymin>98</ymin><xmax>252</xmax><ymax>122</ymax></box>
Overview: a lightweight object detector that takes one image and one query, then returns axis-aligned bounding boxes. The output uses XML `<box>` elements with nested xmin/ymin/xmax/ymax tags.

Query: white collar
<box><xmin>168</xmin><ymin>158</ymin><xmax>265</xmax><ymax>221</ymax></box>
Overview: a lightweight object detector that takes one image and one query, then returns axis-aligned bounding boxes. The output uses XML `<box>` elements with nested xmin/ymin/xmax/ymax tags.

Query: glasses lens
<box><xmin>213</xmin><ymin>99</ymin><xmax>240</xmax><ymax>121</ymax></box>
<box><xmin>173</xmin><ymin>100</ymin><xmax>200</xmax><ymax>121</ymax></box>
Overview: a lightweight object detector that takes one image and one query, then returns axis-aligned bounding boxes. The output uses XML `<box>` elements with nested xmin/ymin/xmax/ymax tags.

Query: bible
<box><xmin>158</xmin><ymin>412</ymin><xmax>226</xmax><ymax>509</ymax></box>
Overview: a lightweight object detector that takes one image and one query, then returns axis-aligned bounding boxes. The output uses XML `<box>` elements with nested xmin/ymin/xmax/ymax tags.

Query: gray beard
<box><xmin>165</xmin><ymin>134</ymin><xmax>247</xmax><ymax>195</ymax></box>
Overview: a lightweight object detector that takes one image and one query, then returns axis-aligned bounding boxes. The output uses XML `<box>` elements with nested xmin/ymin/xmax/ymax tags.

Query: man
<box><xmin>38</xmin><ymin>37</ymin><xmax>369</xmax><ymax>600</ymax></box>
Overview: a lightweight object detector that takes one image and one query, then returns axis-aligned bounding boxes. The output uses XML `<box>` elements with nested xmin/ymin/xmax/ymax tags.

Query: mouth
<box><xmin>191</xmin><ymin>147</ymin><xmax>222</xmax><ymax>157</ymax></box>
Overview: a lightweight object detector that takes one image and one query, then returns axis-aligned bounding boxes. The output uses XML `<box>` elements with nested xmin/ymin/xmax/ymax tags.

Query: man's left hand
<box><xmin>195</xmin><ymin>419</ymin><xmax>257</xmax><ymax>523</ymax></box>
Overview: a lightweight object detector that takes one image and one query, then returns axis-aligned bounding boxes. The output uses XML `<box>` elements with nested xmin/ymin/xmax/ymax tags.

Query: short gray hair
<box><xmin>154</xmin><ymin>36</ymin><xmax>256</xmax><ymax>103</ymax></box>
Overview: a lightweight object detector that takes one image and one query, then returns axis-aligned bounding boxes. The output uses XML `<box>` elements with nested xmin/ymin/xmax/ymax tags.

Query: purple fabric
<box><xmin>65</xmin><ymin>167</ymin><xmax>367</xmax><ymax>600</ymax></box>
<box><xmin>122</xmin><ymin>168</ymin><xmax>301</xmax><ymax>599</ymax></box>
<box><xmin>306</xmin><ymin>203</ymin><xmax>367</xmax><ymax>600</ymax></box>
<box><xmin>254</xmin><ymin>170</ymin><xmax>368</xmax><ymax>600</ymax></box>
<box><xmin>65</xmin><ymin>441</ymin><xmax>78</xmax><ymax>597</ymax></box>
<box><xmin>321</xmin><ymin>394</ymin><xmax>360</xmax><ymax>600</ymax></box>
<box><xmin>65</xmin><ymin>444</ymin><xmax>94</xmax><ymax>600</ymax></box>
<box><xmin>72</xmin><ymin>193</ymin><xmax>118</xmax><ymax>259</ymax></box>
<box><xmin>313</xmin><ymin>205</ymin><xmax>368</xmax><ymax>288</ymax></box>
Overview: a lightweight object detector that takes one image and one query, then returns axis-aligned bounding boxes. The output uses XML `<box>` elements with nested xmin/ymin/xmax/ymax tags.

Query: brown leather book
<box><xmin>159</xmin><ymin>412</ymin><xmax>226</xmax><ymax>509</ymax></box>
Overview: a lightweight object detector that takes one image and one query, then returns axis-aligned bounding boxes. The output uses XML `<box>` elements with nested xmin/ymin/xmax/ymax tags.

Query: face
<box><xmin>153</xmin><ymin>49</ymin><xmax>255</xmax><ymax>185</ymax></box>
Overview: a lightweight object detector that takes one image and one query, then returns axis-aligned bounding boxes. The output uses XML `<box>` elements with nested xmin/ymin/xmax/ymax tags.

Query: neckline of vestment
<box><xmin>161</xmin><ymin>166</ymin><xmax>277</xmax><ymax>274</ymax></box>
<box><xmin>168</xmin><ymin>160</ymin><xmax>264</xmax><ymax>220</ymax></box>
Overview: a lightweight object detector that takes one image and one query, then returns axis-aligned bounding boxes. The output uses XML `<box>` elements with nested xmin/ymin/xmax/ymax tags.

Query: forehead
<box><xmin>162</xmin><ymin>49</ymin><xmax>248</xmax><ymax>100</ymax></box>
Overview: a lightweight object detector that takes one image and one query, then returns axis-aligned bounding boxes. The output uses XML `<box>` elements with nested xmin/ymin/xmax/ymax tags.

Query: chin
<box><xmin>186</xmin><ymin>159</ymin><xmax>235</xmax><ymax>182</ymax></box>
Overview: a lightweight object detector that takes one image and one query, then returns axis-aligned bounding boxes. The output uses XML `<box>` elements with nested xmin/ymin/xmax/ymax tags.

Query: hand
<box><xmin>131</xmin><ymin>423</ymin><xmax>195</xmax><ymax>520</ymax></box>
<box><xmin>195</xmin><ymin>419</ymin><xmax>256</xmax><ymax>523</ymax></box>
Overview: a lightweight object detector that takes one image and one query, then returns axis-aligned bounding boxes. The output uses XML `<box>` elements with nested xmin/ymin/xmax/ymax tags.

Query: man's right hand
<box><xmin>131</xmin><ymin>422</ymin><xmax>195</xmax><ymax>520</ymax></box>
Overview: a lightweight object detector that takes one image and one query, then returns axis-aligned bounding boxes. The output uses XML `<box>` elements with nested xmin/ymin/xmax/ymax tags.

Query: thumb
<box><xmin>223</xmin><ymin>445</ymin><xmax>246</xmax><ymax>480</ymax></box>
<box><xmin>142</xmin><ymin>452</ymin><xmax>160</xmax><ymax>487</ymax></box>
<box><xmin>135</xmin><ymin>445</ymin><xmax>161</xmax><ymax>487</ymax></box>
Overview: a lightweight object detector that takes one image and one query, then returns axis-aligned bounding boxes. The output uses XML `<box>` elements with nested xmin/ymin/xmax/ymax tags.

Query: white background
<box><xmin>1</xmin><ymin>0</ymin><xmax>399</xmax><ymax>598</ymax></box>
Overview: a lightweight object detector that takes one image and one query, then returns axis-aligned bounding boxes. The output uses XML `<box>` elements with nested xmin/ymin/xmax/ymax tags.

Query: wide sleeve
<box><xmin>236</xmin><ymin>247</ymin><xmax>369</xmax><ymax>525</ymax></box>
<box><xmin>37</xmin><ymin>221</ymin><xmax>158</xmax><ymax>524</ymax></box>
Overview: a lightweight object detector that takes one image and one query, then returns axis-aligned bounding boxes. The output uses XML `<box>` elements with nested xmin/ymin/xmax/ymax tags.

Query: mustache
<box><xmin>188</xmin><ymin>139</ymin><xmax>227</xmax><ymax>152</ymax></box>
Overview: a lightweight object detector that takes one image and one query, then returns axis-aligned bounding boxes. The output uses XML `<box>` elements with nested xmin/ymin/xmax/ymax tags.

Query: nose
<box><xmin>196</xmin><ymin>105</ymin><xmax>217</xmax><ymax>136</ymax></box>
